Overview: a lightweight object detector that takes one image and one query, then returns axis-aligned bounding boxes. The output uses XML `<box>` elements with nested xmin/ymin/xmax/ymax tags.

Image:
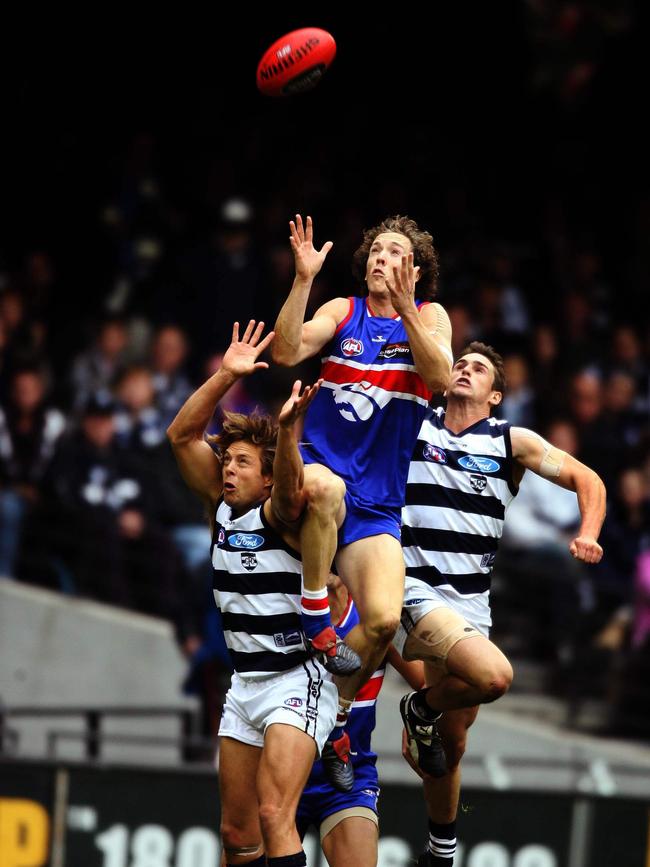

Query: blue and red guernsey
<box><xmin>303</xmin><ymin>597</ymin><xmax>385</xmax><ymax>795</ymax></box>
<box><xmin>302</xmin><ymin>297</ymin><xmax>433</xmax><ymax>507</ymax></box>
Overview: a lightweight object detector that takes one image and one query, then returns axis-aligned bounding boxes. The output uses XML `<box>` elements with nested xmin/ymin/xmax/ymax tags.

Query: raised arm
<box><xmin>271</xmin><ymin>214</ymin><xmax>348</xmax><ymax>365</ymax></box>
<box><xmin>387</xmin><ymin>253</ymin><xmax>453</xmax><ymax>393</ymax></box>
<box><xmin>268</xmin><ymin>378</ymin><xmax>323</xmax><ymax>525</ymax></box>
<box><xmin>167</xmin><ymin>321</ymin><xmax>274</xmax><ymax>511</ymax></box>
<box><xmin>511</xmin><ymin>426</ymin><xmax>606</xmax><ymax>563</ymax></box>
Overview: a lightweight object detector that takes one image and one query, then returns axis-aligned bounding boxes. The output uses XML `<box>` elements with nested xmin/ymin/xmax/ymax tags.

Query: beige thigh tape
<box><xmin>320</xmin><ymin>807</ymin><xmax>378</xmax><ymax>841</ymax></box>
<box><xmin>403</xmin><ymin>607</ymin><xmax>481</xmax><ymax>668</ymax></box>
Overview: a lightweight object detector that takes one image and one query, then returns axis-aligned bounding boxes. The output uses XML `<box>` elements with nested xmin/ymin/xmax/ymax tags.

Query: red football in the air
<box><xmin>256</xmin><ymin>28</ymin><xmax>336</xmax><ymax>97</ymax></box>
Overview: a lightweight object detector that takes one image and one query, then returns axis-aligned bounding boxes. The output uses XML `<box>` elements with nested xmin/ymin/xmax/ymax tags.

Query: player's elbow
<box><xmin>271</xmin><ymin>343</ymin><xmax>299</xmax><ymax>366</ymax></box>
<box><xmin>166</xmin><ymin>421</ymin><xmax>194</xmax><ymax>448</ymax></box>
<box><xmin>426</xmin><ymin>370</ymin><xmax>451</xmax><ymax>394</ymax></box>
<box><xmin>166</xmin><ymin>422</ymin><xmax>182</xmax><ymax>445</ymax></box>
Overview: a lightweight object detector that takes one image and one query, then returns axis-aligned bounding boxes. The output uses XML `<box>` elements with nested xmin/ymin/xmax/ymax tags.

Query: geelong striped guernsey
<box><xmin>402</xmin><ymin>407</ymin><xmax>519</xmax><ymax>597</ymax></box>
<box><xmin>211</xmin><ymin>499</ymin><xmax>308</xmax><ymax>679</ymax></box>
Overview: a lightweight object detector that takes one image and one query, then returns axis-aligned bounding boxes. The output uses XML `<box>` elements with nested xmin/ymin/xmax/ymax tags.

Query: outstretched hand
<box><xmin>279</xmin><ymin>379</ymin><xmax>323</xmax><ymax>428</ymax></box>
<box><xmin>221</xmin><ymin>321</ymin><xmax>275</xmax><ymax>379</ymax></box>
<box><xmin>569</xmin><ymin>535</ymin><xmax>603</xmax><ymax>564</ymax></box>
<box><xmin>289</xmin><ymin>214</ymin><xmax>333</xmax><ymax>281</ymax></box>
<box><xmin>385</xmin><ymin>252</ymin><xmax>419</xmax><ymax>314</ymax></box>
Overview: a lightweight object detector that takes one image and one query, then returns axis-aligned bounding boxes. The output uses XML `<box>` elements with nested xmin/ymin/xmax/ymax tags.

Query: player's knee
<box><xmin>304</xmin><ymin>473</ymin><xmax>346</xmax><ymax>514</ymax></box>
<box><xmin>220</xmin><ymin>822</ymin><xmax>262</xmax><ymax>856</ymax></box>
<box><xmin>258</xmin><ymin>800</ymin><xmax>288</xmax><ymax>836</ymax></box>
<box><xmin>479</xmin><ymin>660</ymin><xmax>513</xmax><ymax>703</ymax></box>
<box><xmin>365</xmin><ymin>613</ymin><xmax>399</xmax><ymax>646</ymax></box>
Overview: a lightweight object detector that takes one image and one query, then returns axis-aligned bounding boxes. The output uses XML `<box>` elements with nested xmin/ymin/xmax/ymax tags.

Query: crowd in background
<box><xmin>1</xmin><ymin>1</ymin><xmax>648</xmax><ymax>739</ymax></box>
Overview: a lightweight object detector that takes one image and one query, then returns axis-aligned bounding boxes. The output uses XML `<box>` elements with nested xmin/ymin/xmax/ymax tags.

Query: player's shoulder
<box><xmin>316</xmin><ymin>296</ymin><xmax>354</xmax><ymax>320</ymax></box>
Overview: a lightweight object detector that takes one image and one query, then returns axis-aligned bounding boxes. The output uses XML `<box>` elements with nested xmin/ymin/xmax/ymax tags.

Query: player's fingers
<box><xmin>406</xmin><ymin>253</ymin><xmax>413</xmax><ymax>286</ymax></box>
<box><xmin>296</xmin><ymin>214</ymin><xmax>304</xmax><ymax>241</ymax></box>
<box><xmin>257</xmin><ymin>331</ymin><xmax>275</xmax><ymax>353</ymax></box>
<box><xmin>232</xmin><ymin>321</ymin><xmax>239</xmax><ymax>342</ymax></box>
<box><xmin>301</xmin><ymin>383</ymin><xmax>320</xmax><ymax>407</ymax></box>
<box><xmin>242</xmin><ymin>320</ymin><xmax>256</xmax><ymax>342</ymax></box>
<box><xmin>250</xmin><ymin>321</ymin><xmax>265</xmax><ymax>345</ymax></box>
<box><xmin>253</xmin><ymin>362</ymin><xmax>269</xmax><ymax>371</ymax></box>
<box><xmin>320</xmin><ymin>241</ymin><xmax>334</xmax><ymax>257</ymax></box>
<box><xmin>306</xmin><ymin>215</ymin><xmax>313</xmax><ymax>244</ymax></box>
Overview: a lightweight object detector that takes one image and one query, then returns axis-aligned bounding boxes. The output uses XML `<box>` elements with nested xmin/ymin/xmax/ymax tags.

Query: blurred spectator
<box><xmin>609</xmin><ymin>325</ymin><xmax>649</xmax><ymax>412</ymax></box>
<box><xmin>0</xmin><ymin>290</ymin><xmax>46</xmax><ymax>378</ymax></box>
<box><xmin>0</xmin><ymin>367</ymin><xmax>65</xmax><ymax>577</ymax></box>
<box><xmin>499</xmin><ymin>418</ymin><xmax>591</xmax><ymax>661</ymax></box>
<box><xmin>113</xmin><ymin>366</ymin><xmax>166</xmax><ymax>451</ymax></box>
<box><xmin>70</xmin><ymin>317</ymin><xmax>129</xmax><ymax>411</ymax></box>
<box><xmin>567</xmin><ymin>368</ymin><xmax>621</xmax><ymax>489</ymax></box>
<box><xmin>175</xmin><ymin>198</ymin><xmax>271</xmax><ymax>372</ymax></box>
<box><xmin>448</xmin><ymin>304</ymin><xmax>476</xmax><ymax>360</ymax></box>
<box><xmin>491</xmin><ymin>248</ymin><xmax>531</xmax><ymax>335</ymax></box>
<box><xmin>501</xmin><ymin>353</ymin><xmax>537</xmax><ymax>428</ymax></box>
<box><xmin>632</xmin><ymin>548</ymin><xmax>650</xmax><ymax>651</ymax></box>
<box><xmin>607</xmin><ymin>546</ymin><xmax>650</xmax><ymax>736</ymax></box>
<box><xmin>46</xmin><ymin>396</ymin><xmax>194</xmax><ymax>634</ymax></box>
<box><xmin>530</xmin><ymin>322</ymin><xmax>565</xmax><ymax>423</ymax></box>
<box><xmin>559</xmin><ymin>291</ymin><xmax>601</xmax><ymax>370</ymax></box>
<box><xmin>150</xmin><ymin>324</ymin><xmax>193</xmax><ymax>428</ymax></box>
<box><xmin>592</xmin><ymin>468</ymin><xmax>650</xmax><ymax>619</ymax></box>
<box><xmin>603</xmin><ymin>369</ymin><xmax>646</xmax><ymax>449</ymax></box>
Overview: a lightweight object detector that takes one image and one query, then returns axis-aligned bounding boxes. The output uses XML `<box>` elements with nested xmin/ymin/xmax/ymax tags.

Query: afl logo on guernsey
<box><xmin>217</xmin><ymin>527</ymin><xmax>225</xmax><ymax>546</ymax></box>
<box><xmin>458</xmin><ymin>455</ymin><xmax>500</xmax><ymax>473</ymax></box>
<box><xmin>228</xmin><ymin>533</ymin><xmax>264</xmax><ymax>549</ymax></box>
<box><xmin>341</xmin><ymin>337</ymin><xmax>364</xmax><ymax>356</ymax></box>
<box><xmin>423</xmin><ymin>443</ymin><xmax>447</xmax><ymax>464</ymax></box>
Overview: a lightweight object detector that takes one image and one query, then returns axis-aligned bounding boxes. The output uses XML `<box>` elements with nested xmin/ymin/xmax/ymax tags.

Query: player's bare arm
<box><xmin>272</xmin><ymin>214</ymin><xmax>348</xmax><ymax>365</ymax></box>
<box><xmin>386</xmin><ymin>252</ymin><xmax>452</xmax><ymax>393</ymax></box>
<box><xmin>167</xmin><ymin>320</ymin><xmax>274</xmax><ymax>511</ymax></box>
<box><xmin>267</xmin><ymin>378</ymin><xmax>323</xmax><ymax>529</ymax></box>
<box><xmin>511</xmin><ymin>426</ymin><xmax>606</xmax><ymax>564</ymax></box>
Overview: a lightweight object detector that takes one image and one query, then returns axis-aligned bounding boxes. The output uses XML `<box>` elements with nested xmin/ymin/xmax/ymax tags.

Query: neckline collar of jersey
<box><xmin>441</xmin><ymin>410</ymin><xmax>491</xmax><ymax>438</ymax></box>
<box><xmin>365</xmin><ymin>297</ymin><xmax>400</xmax><ymax>320</ymax></box>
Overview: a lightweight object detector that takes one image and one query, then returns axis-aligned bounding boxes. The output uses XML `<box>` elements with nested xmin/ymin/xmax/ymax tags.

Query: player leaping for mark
<box><xmin>168</xmin><ymin>320</ymin><xmax>354</xmax><ymax>867</ymax></box>
<box><xmin>272</xmin><ymin>214</ymin><xmax>453</xmax><ymax>789</ymax></box>
<box><xmin>394</xmin><ymin>342</ymin><xmax>606</xmax><ymax>867</ymax></box>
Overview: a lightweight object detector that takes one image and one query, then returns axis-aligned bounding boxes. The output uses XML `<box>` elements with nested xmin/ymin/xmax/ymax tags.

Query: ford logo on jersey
<box><xmin>458</xmin><ymin>455</ymin><xmax>500</xmax><ymax>473</ymax></box>
<box><xmin>423</xmin><ymin>444</ymin><xmax>447</xmax><ymax>463</ymax></box>
<box><xmin>341</xmin><ymin>337</ymin><xmax>364</xmax><ymax>356</ymax></box>
<box><xmin>228</xmin><ymin>533</ymin><xmax>264</xmax><ymax>549</ymax></box>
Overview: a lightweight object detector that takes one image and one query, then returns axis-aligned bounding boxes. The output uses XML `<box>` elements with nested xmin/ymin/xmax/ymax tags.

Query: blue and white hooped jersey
<box><xmin>211</xmin><ymin>499</ymin><xmax>308</xmax><ymax>679</ymax></box>
<box><xmin>402</xmin><ymin>407</ymin><xmax>518</xmax><ymax>597</ymax></box>
<box><xmin>301</xmin><ymin>296</ymin><xmax>433</xmax><ymax>507</ymax></box>
<box><xmin>303</xmin><ymin>598</ymin><xmax>385</xmax><ymax>796</ymax></box>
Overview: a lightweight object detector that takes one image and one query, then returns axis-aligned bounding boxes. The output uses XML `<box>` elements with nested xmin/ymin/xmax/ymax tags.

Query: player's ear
<box><xmin>489</xmin><ymin>390</ymin><xmax>502</xmax><ymax>407</ymax></box>
<box><xmin>263</xmin><ymin>473</ymin><xmax>273</xmax><ymax>490</ymax></box>
<box><xmin>413</xmin><ymin>264</ymin><xmax>421</xmax><ymax>283</ymax></box>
